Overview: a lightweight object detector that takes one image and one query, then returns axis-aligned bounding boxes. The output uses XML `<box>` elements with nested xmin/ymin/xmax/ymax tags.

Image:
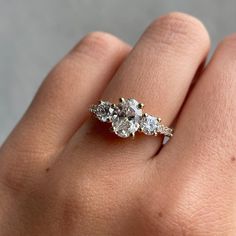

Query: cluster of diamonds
<box><xmin>90</xmin><ymin>98</ymin><xmax>173</xmax><ymax>138</ymax></box>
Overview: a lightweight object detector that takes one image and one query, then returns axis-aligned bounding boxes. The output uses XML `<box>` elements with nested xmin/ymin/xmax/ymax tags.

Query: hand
<box><xmin>1</xmin><ymin>12</ymin><xmax>236</xmax><ymax>236</ymax></box>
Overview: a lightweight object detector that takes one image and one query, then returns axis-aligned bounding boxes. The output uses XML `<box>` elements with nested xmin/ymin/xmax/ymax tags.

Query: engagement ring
<box><xmin>90</xmin><ymin>98</ymin><xmax>173</xmax><ymax>138</ymax></box>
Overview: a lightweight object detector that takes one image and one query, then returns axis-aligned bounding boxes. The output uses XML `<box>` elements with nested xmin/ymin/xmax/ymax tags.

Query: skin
<box><xmin>0</xmin><ymin>11</ymin><xmax>236</xmax><ymax>235</ymax></box>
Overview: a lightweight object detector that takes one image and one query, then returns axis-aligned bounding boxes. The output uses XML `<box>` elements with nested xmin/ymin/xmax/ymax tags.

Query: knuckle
<box><xmin>139</xmin><ymin>186</ymin><xmax>228</xmax><ymax>235</ymax></box>
<box><xmin>146</xmin><ymin>12</ymin><xmax>210</xmax><ymax>51</ymax></box>
<box><xmin>166</xmin><ymin>206</ymin><xmax>231</xmax><ymax>235</ymax></box>
<box><xmin>138</xmin><ymin>198</ymin><xmax>190</xmax><ymax>235</ymax></box>
<box><xmin>51</xmin><ymin>175</ymin><xmax>105</xmax><ymax>228</ymax></box>
<box><xmin>57</xmin><ymin>191</ymin><xmax>85</xmax><ymax>228</ymax></box>
<box><xmin>1</xmin><ymin>161</ymin><xmax>32</xmax><ymax>194</ymax></box>
<box><xmin>72</xmin><ymin>31</ymin><xmax>122</xmax><ymax>59</ymax></box>
<box><xmin>81</xmin><ymin>31</ymin><xmax>113</xmax><ymax>47</ymax></box>
<box><xmin>221</xmin><ymin>33</ymin><xmax>236</xmax><ymax>45</ymax></box>
<box><xmin>0</xmin><ymin>144</ymin><xmax>48</xmax><ymax>194</ymax></box>
<box><xmin>50</xmin><ymin>171</ymin><xmax>132</xmax><ymax>231</ymax></box>
<box><xmin>218</xmin><ymin>33</ymin><xmax>236</xmax><ymax>56</ymax></box>
<box><xmin>210</xmin><ymin>34</ymin><xmax>236</xmax><ymax>82</ymax></box>
<box><xmin>147</xmin><ymin>206</ymin><xmax>220</xmax><ymax>235</ymax></box>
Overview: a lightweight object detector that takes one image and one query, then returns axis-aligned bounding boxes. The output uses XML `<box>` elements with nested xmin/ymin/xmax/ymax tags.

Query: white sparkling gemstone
<box><xmin>91</xmin><ymin>101</ymin><xmax>116</xmax><ymax>122</ymax></box>
<box><xmin>112</xmin><ymin>117</ymin><xmax>139</xmax><ymax>138</ymax></box>
<box><xmin>117</xmin><ymin>98</ymin><xmax>142</xmax><ymax>122</ymax></box>
<box><xmin>159</xmin><ymin>126</ymin><xmax>173</xmax><ymax>137</ymax></box>
<box><xmin>111</xmin><ymin>99</ymin><xmax>142</xmax><ymax>138</ymax></box>
<box><xmin>140</xmin><ymin>114</ymin><xmax>160</xmax><ymax>135</ymax></box>
<box><xmin>156</xmin><ymin>124</ymin><xmax>164</xmax><ymax>133</ymax></box>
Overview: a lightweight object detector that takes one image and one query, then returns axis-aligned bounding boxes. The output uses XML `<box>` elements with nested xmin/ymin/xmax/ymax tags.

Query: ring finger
<box><xmin>64</xmin><ymin>12</ymin><xmax>210</xmax><ymax>165</ymax></box>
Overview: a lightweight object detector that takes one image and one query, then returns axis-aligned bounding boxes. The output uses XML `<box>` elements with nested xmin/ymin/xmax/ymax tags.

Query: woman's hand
<box><xmin>1</xmin><ymin>12</ymin><xmax>236</xmax><ymax>236</ymax></box>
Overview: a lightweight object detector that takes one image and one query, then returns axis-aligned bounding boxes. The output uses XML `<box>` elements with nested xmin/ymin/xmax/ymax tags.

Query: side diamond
<box><xmin>140</xmin><ymin>114</ymin><xmax>160</xmax><ymax>135</ymax></box>
<box><xmin>90</xmin><ymin>101</ymin><xmax>117</xmax><ymax>122</ymax></box>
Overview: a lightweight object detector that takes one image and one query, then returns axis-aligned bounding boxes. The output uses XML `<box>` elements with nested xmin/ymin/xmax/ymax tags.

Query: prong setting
<box><xmin>138</xmin><ymin>127</ymin><xmax>143</xmax><ymax>132</ymax></box>
<box><xmin>137</xmin><ymin>103</ymin><xmax>144</xmax><ymax>109</ymax></box>
<box><xmin>119</xmin><ymin>97</ymin><xmax>125</xmax><ymax>103</ymax></box>
<box><xmin>130</xmin><ymin>132</ymin><xmax>135</xmax><ymax>138</ymax></box>
<box><xmin>110</xmin><ymin>126</ymin><xmax>115</xmax><ymax>133</ymax></box>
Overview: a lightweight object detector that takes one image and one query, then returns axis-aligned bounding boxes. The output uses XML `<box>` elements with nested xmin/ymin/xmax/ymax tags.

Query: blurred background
<box><xmin>1</xmin><ymin>0</ymin><xmax>236</xmax><ymax>144</ymax></box>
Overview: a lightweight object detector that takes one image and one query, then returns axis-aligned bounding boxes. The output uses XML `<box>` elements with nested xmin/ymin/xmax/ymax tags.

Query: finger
<box><xmin>155</xmin><ymin>35</ymin><xmax>236</xmax><ymax>234</ymax></box>
<box><xmin>0</xmin><ymin>32</ymin><xmax>130</xmax><ymax>189</ymax></box>
<box><xmin>66</xmin><ymin>12</ymin><xmax>210</xmax><ymax>163</ymax></box>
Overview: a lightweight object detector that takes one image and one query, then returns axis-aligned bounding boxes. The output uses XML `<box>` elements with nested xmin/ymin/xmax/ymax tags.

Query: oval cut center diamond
<box><xmin>112</xmin><ymin>117</ymin><xmax>139</xmax><ymax>138</ymax></box>
<box><xmin>118</xmin><ymin>98</ymin><xmax>142</xmax><ymax>122</ymax></box>
<box><xmin>112</xmin><ymin>99</ymin><xmax>142</xmax><ymax>138</ymax></box>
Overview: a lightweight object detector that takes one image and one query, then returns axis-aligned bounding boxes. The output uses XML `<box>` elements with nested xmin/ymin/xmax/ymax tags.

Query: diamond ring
<box><xmin>89</xmin><ymin>98</ymin><xmax>173</xmax><ymax>138</ymax></box>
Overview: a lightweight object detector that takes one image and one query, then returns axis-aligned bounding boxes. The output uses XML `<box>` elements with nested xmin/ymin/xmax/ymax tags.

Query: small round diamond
<box><xmin>112</xmin><ymin>117</ymin><xmax>139</xmax><ymax>138</ymax></box>
<box><xmin>157</xmin><ymin>125</ymin><xmax>173</xmax><ymax>137</ymax></box>
<box><xmin>91</xmin><ymin>101</ymin><xmax>116</xmax><ymax>122</ymax></box>
<box><xmin>140</xmin><ymin>114</ymin><xmax>160</xmax><ymax>135</ymax></box>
